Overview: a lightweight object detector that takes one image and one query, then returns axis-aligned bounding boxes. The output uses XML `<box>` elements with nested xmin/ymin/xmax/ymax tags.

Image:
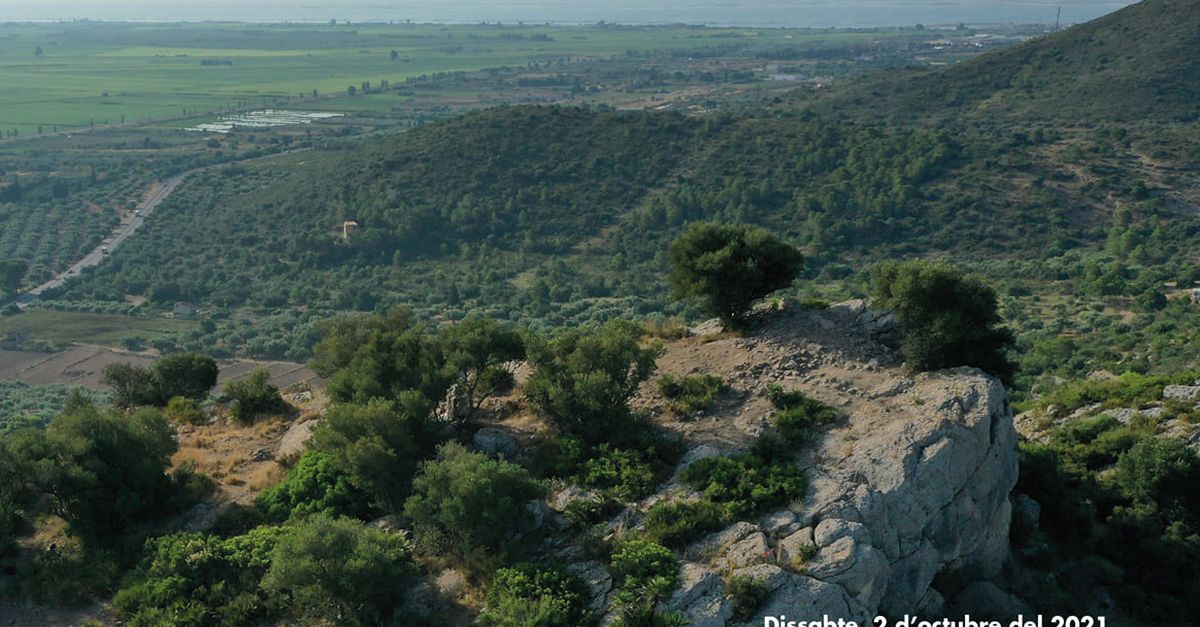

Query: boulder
<box><xmin>473</xmin><ymin>427</ymin><xmax>519</xmax><ymax>457</ymax></box>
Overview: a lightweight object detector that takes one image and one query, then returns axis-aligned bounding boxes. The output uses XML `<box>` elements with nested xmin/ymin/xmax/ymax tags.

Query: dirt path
<box><xmin>15</xmin><ymin>149</ymin><xmax>308</xmax><ymax>306</ymax></box>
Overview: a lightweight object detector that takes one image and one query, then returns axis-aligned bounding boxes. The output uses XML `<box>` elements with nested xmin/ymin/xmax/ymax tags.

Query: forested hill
<box><xmin>56</xmin><ymin>0</ymin><xmax>1200</xmax><ymax>372</ymax></box>
<box><xmin>810</xmin><ymin>0</ymin><xmax>1200</xmax><ymax>123</ymax></box>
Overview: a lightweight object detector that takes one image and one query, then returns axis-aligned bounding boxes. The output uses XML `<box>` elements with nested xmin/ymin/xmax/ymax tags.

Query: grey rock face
<box><xmin>665</xmin><ymin>563</ymin><xmax>734</xmax><ymax>627</ymax></box>
<box><xmin>1163</xmin><ymin>384</ymin><xmax>1200</xmax><ymax>402</ymax></box>
<box><xmin>693</xmin><ymin>369</ymin><xmax>1018</xmax><ymax>625</ymax></box>
<box><xmin>472</xmin><ymin>426</ymin><xmax>519</xmax><ymax>457</ymax></box>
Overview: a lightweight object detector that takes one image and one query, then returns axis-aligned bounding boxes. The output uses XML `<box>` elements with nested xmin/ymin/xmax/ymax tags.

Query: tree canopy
<box><xmin>668</xmin><ymin>222</ymin><xmax>803</xmax><ymax>326</ymax></box>
<box><xmin>870</xmin><ymin>259</ymin><xmax>1015</xmax><ymax>382</ymax></box>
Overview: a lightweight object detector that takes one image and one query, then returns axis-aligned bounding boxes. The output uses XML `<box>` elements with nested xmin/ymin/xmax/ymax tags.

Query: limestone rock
<box><xmin>665</xmin><ymin>563</ymin><xmax>732</xmax><ymax>627</ymax></box>
<box><xmin>724</xmin><ymin>532</ymin><xmax>770</xmax><ymax>569</ymax></box>
<box><xmin>743</xmin><ymin>573</ymin><xmax>870</xmax><ymax>627</ymax></box>
<box><xmin>473</xmin><ymin>427</ymin><xmax>519</xmax><ymax>457</ymax></box>
<box><xmin>778</xmin><ymin>527</ymin><xmax>816</xmax><ymax>566</ymax></box>
<box><xmin>1164</xmin><ymin>384</ymin><xmax>1200</xmax><ymax>402</ymax></box>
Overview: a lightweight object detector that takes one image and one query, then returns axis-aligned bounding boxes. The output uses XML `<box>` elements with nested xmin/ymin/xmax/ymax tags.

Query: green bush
<box><xmin>308</xmin><ymin>397</ymin><xmax>438</xmax><ymax>511</ymax></box>
<box><xmin>404</xmin><ymin>442</ymin><xmax>543</xmax><ymax>565</ymax></box>
<box><xmin>767</xmin><ymin>386</ymin><xmax>840</xmax><ymax>446</ymax></box>
<box><xmin>114</xmin><ymin>526</ymin><xmax>287</xmax><ymax>626</ymax></box>
<box><xmin>668</xmin><ymin>222</ymin><xmax>803</xmax><ymax>326</ymax></box>
<box><xmin>261</xmin><ymin>515</ymin><xmax>415</xmax><ymax>626</ymax></box>
<box><xmin>727</xmin><ymin>574</ymin><xmax>771</xmax><ymax>621</ymax></box>
<box><xmin>657</xmin><ymin>374</ymin><xmax>724</xmax><ymax>415</ymax></box>
<box><xmin>1115</xmin><ymin>438</ymin><xmax>1200</xmax><ymax>523</ymax></box>
<box><xmin>3</xmin><ymin>405</ymin><xmax>178</xmax><ymax>542</ymax></box>
<box><xmin>609</xmin><ymin>539</ymin><xmax>683</xmax><ymax>627</ymax></box>
<box><xmin>643</xmin><ymin>500</ymin><xmax>728</xmax><ymax>549</ymax></box>
<box><xmin>478</xmin><ymin>563</ymin><xmax>595</xmax><ymax>627</ymax></box>
<box><xmin>224</xmin><ymin>368</ymin><xmax>288</xmax><ymax>423</ymax></box>
<box><xmin>680</xmin><ymin>454</ymin><xmax>806</xmax><ymax>518</ymax></box>
<box><xmin>525</xmin><ymin>320</ymin><xmax>659</xmax><ymax>446</ymax></box>
<box><xmin>165</xmin><ymin>396</ymin><xmax>206</xmax><ymax>425</ymax></box>
<box><xmin>578</xmin><ymin>445</ymin><xmax>661</xmax><ymax>502</ymax></box>
<box><xmin>562</xmin><ymin>496</ymin><xmax>622</xmax><ymax>529</ymax></box>
<box><xmin>257</xmin><ymin>451</ymin><xmax>377</xmax><ymax>522</ymax></box>
<box><xmin>870</xmin><ymin>259</ymin><xmax>1014</xmax><ymax>382</ymax></box>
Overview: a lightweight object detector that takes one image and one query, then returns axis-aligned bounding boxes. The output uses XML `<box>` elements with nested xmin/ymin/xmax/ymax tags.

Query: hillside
<box><xmin>49</xmin><ymin>0</ymin><xmax>1200</xmax><ymax>393</ymax></box>
<box><xmin>813</xmin><ymin>0</ymin><xmax>1200</xmax><ymax>123</ymax></box>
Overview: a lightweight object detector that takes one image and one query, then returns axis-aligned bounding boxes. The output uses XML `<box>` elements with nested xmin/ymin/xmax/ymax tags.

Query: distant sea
<box><xmin>2</xmin><ymin>0</ymin><xmax>1137</xmax><ymax>28</ymax></box>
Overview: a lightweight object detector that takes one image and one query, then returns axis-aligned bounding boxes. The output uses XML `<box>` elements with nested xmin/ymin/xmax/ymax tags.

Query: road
<box><xmin>18</xmin><ymin>168</ymin><xmax>201</xmax><ymax>302</ymax></box>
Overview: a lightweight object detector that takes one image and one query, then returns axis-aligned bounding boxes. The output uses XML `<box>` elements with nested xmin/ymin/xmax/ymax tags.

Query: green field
<box><xmin>0</xmin><ymin>21</ymin><xmax>881</xmax><ymax>134</ymax></box>
<box><xmin>0</xmin><ymin>310</ymin><xmax>197</xmax><ymax>347</ymax></box>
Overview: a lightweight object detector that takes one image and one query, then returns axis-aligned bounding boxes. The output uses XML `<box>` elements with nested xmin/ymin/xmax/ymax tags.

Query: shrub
<box><xmin>5</xmin><ymin>405</ymin><xmax>178</xmax><ymax>542</ymax></box>
<box><xmin>1115</xmin><ymin>438</ymin><xmax>1200</xmax><ymax>524</ymax></box>
<box><xmin>578</xmin><ymin>445</ymin><xmax>661</xmax><ymax>502</ymax></box>
<box><xmin>114</xmin><ymin>526</ymin><xmax>287</xmax><ymax>626</ymax></box>
<box><xmin>609</xmin><ymin>539</ymin><xmax>683</xmax><ymax>627</ymax></box>
<box><xmin>308</xmin><ymin>397</ymin><xmax>439</xmax><ymax>511</ymax></box>
<box><xmin>870</xmin><ymin>259</ymin><xmax>1014</xmax><ymax>383</ymax></box>
<box><xmin>404</xmin><ymin>443</ymin><xmax>543</xmax><ymax>565</ymax></box>
<box><xmin>680</xmin><ymin>454</ymin><xmax>806</xmax><ymax>518</ymax></box>
<box><xmin>767</xmin><ymin>386</ymin><xmax>840</xmax><ymax>446</ymax></box>
<box><xmin>165</xmin><ymin>396</ymin><xmax>206</xmax><ymax>425</ymax></box>
<box><xmin>668</xmin><ymin>222</ymin><xmax>803</xmax><ymax>326</ymax></box>
<box><xmin>261</xmin><ymin>515</ymin><xmax>415</xmax><ymax>626</ymax></box>
<box><xmin>478</xmin><ymin>563</ymin><xmax>595</xmax><ymax>627</ymax></box>
<box><xmin>224</xmin><ymin>368</ymin><xmax>287</xmax><ymax>423</ymax></box>
<box><xmin>562</xmin><ymin>496</ymin><xmax>622</xmax><ymax>529</ymax></box>
<box><xmin>727</xmin><ymin>574</ymin><xmax>771</xmax><ymax>621</ymax></box>
<box><xmin>524</xmin><ymin>320</ymin><xmax>659</xmax><ymax>446</ymax></box>
<box><xmin>643</xmin><ymin>500</ymin><xmax>728</xmax><ymax>549</ymax></box>
<box><xmin>657</xmin><ymin>374</ymin><xmax>724</xmax><ymax>416</ymax></box>
<box><xmin>257</xmin><ymin>451</ymin><xmax>377</xmax><ymax>522</ymax></box>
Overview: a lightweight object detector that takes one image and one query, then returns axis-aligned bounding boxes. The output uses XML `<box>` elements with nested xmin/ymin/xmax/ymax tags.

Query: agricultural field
<box><xmin>0</xmin><ymin>309</ymin><xmax>197</xmax><ymax>349</ymax></box>
<box><xmin>0</xmin><ymin>21</ymin><xmax>977</xmax><ymax>136</ymax></box>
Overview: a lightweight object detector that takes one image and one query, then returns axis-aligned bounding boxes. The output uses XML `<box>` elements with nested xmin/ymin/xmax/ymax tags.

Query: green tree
<box><xmin>438</xmin><ymin>316</ymin><xmax>526</xmax><ymax>414</ymax></box>
<box><xmin>100</xmin><ymin>362</ymin><xmax>159</xmax><ymax>408</ymax></box>
<box><xmin>311</xmin><ymin>307</ymin><xmax>451</xmax><ymax>405</ymax></box>
<box><xmin>308</xmin><ymin>397</ymin><xmax>440</xmax><ymax>511</ymax></box>
<box><xmin>404</xmin><ymin>442</ymin><xmax>542</xmax><ymax>564</ymax></box>
<box><xmin>261</xmin><ymin>515</ymin><xmax>415</xmax><ymax>626</ymax></box>
<box><xmin>524</xmin><ymin>320</ymin><xmax>659</xmax><ymax>445</ymax></box>
<box><xmin>0</xmin><ymin>259</ymin><xmax>28</xmax><ymax>295</ymax></box>
<box><xmin>6</xmin><ymin>405</ymin><xmax>177</xmax><ymax>542</ymax></box>
<box><xmin>870</xmin><ymin>259</ymin><xmax>1015</xmax><ymax>382</ymax></box>
<box><xmin>1115</xmin><ymin>438</ymin><xmax>1200</xmax><ymax>524</ymax></box>
<box><xmin>153</xmin><ymin>352</ymin><xmax>219</xmax><ymax>401</ymax></box>
<box><xmin>668</xmin><ymin>222</ymin><xmax>803</xmax><ymax>326</ymax></box>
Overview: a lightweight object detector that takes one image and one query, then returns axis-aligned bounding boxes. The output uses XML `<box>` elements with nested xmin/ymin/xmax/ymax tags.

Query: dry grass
<box><xmin>171</xmin><ymin>414</ymin><xmax>304</xmax><ymax>506</ymax></box>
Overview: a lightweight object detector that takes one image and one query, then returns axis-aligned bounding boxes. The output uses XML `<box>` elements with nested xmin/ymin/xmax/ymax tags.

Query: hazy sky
<box><xmin>0</xmin><ymin>0</ymin><xmax>1138</xmax><ymax>27</ymax></box>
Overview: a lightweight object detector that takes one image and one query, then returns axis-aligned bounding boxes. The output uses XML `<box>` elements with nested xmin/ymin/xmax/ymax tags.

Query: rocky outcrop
<box><xmin>656</xmin><ymin>369</ymin><xmax>1017</xmax><ymax>625</ymax></box>
<box><xmin>639</xmin><ymin>302</ymin><xmax>1019</xmax><ymax>624</ymax></box>
<box><xmin>554</xmin><ymin>302</ymin><xmax>1020</xmax><ymax>624</ymax></box>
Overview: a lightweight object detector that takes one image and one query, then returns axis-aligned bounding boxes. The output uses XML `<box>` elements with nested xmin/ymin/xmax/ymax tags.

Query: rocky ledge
<box><xmin>551</xmin><ymin>301</ymin><xmax>1020</xmax><ymax>625</ymax></box>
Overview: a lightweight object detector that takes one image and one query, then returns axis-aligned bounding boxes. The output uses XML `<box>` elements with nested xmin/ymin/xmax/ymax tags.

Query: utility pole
<box><xmin>1055</xmin><ymin>6</ymin><xmax>1062</xmax><ymax>31</ymax></box>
